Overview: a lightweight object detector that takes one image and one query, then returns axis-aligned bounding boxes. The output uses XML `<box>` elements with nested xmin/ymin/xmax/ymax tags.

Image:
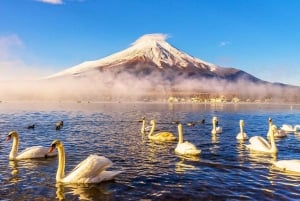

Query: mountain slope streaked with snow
<box><xmin>46</xmin><ymin>33</ymin><xmax>262</xmax><ymax>83</ymax></box>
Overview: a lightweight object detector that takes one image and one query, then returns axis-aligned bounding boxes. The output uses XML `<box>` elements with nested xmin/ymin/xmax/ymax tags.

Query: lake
<box><xmin>0</xmin><ymin>102</ymin><xmax>300</xmax><ymax>200</ymax></box>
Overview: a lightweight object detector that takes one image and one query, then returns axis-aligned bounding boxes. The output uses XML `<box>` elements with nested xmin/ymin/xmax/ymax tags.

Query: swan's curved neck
<box><xmin>141</xmin><ymin>119</ymin><xmax>146</xmax><ymax>134</ymax></box>
<box><xmin>269</xmin><ymin>130</ymin><xmax>277</xmax><ymax>153</ymax></box>
<box><xmin>240</xmin><ymin>124</ymin><xmax>244</xmax><ymax>135</ymax></box>
<box><xmin>148</xmin><ymin>122</ymin><xmax>155</xmax><ymax>138</ymax></box>
<box><xmin>178</xmin><ymin>124</ymin><xmax>183</xmax><ymax>144</ymax></box>
<box><xmin>56</xmin><ymin>144</ymin><xmax>66</xmax><ymax>182</ymax></box>
<box><xmin>9</xmin><ymin>135</ymin><xmax>19</xmax><ymax>160</ymax></box>
<box><xmin>212</xmin><ymin>120</ymin><xmax>217</xmax><ymax>134</ymax></box>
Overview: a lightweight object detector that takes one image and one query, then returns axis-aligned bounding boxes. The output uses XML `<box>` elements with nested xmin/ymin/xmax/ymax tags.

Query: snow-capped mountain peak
<box><xmin>47</xmin><ymin>33</ymin><xmax>225</xmax><ymax>78</ymax></box>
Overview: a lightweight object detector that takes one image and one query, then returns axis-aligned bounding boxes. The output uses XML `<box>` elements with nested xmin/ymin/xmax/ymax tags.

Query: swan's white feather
<box><xmin>273</xmin><ymin>160</ymin><xmax>300</xmax><ymax>173</ymax></box>
<box><xmin>175</xmin><ymin>141</ymin><xmax>201</xmax><ymax>156</ymax></box>
<box><xmin>63</xmin><ymin>155</ymin><xmax>118</xmax><ymax>183</ymax></box>
<box><xmin>246</xmin><ymin>136</ymin><xmax>271</xmax><ymax>151</ymax></box>
<box><xmin>236</xmin><ymin>132</ymin><xmax>248</xmax><ymax>140</ymax></box>
<box><xmin>16</xmin><ymin>146</ymin><xmax>57</xmax><ymax>160</ymax></box>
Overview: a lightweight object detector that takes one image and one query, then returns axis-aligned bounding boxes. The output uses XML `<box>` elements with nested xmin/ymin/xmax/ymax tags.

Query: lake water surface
<box><xmin>0</xmin><ymin>102</ymin><xmax>300</xmax><ymax>200</ymax></box>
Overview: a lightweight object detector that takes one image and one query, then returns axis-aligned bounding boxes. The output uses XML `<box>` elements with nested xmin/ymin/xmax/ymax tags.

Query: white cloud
<box><xmin>0</xmin><ymin>34</ymin><xmax>24</xmax><ymax>59</ymax></box>
<box><xmin>219</xmin><ymin>41</ymin><xmax>231</xmax><ymax>47</ymax></box>
<box><xmin>132</xmin><ymin>33</ymin><xmax>170</xmax><ymax>46</ymax></box>
<box><xmin>0</xmin><ymin>34</ymin><xmax>54</xmax><ymax>80</ymax></box>
<box><xmin>36</xmin><ymin>0</ymin><xmax>63</xmax><ymax>5</ymax></box>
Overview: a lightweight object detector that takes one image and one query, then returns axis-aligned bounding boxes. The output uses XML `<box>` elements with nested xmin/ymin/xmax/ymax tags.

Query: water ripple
<box><xmin>0</xmin><ymin>102</ymin><xmax>300</xmax><ymax>200</ymax></box>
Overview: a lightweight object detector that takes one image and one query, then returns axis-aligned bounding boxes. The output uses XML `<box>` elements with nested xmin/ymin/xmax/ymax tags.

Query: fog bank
<box><xmin>0</xmin><ymin>70</ymin><xmax>299</xmax><ymax>102</ymax></box>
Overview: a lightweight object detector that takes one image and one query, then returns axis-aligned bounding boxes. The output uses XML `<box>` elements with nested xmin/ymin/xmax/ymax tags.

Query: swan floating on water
<box><xmin>273</xmin><ymin>159</ymin><xmax>300</xmax><ymax>173</ymax></box>
<box><xmin>280</xmin><ymin>124</ymin><xmax>300</xmax><ymax>133</ymax></box>
<box><xmin>211</xmin><ymin>116</ymin><xmax>222</xmax><ymax>134</ymax></box>
<box><xmin>6</xmin><ymin>131</ymin><xmax>57</xmax><ymax>160</ymax></box>
<box><xmin>175</xmin><ymin>123</ymin><xmax>201</xmax><ymax>156</ymax></box>
<box><xmin>245</xmin><ymin>125</ymin><xmax>278</xmax><ymax>154</ymax></box>
<box><xmin>236</xmin><ymin>120</ymin><xmax>248</xmax><ymax>140</ymax></box>
<box><xmin>148</xmin><ymin>120</ymin><xmax>177</xmax><ymax>141</ymax></box>
<box><xmin>48</xmin><ymin>140</ymin><xmax>122</xmax><ymax>183</ymax></box>
<box><xmin>267</xmin><ymin>118</ymin><xmax>287</xmax><ymax>138</ymax></box>
<box><xmin>141</xmin><ymin>117</ymin><xmax>157</xmax><ymax>133</ymax></box>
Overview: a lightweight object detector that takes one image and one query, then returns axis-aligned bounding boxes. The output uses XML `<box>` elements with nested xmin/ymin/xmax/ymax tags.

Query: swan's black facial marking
<box><xmin>6</xmin><ymin>135</ymin><xmax>12</xmax><ymax>141</ymax></box>
<box><xmin>48</xmin><ymin>143</ymin><xmax>57</xmax><ymax>153</ymax></box>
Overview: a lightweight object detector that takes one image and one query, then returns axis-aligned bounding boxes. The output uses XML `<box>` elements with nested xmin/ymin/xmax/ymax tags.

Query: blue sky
<box><xmin>1</xmin><ymin>0</ymin><xmax>300</xmax><ymax>86</ymax></box>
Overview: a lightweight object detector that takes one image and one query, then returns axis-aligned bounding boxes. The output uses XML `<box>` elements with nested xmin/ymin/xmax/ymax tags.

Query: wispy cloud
<box><xmin>0</xmin><ymin>34</ymin><xmax>24</xmax><ymax>59</ymax></box>
<box><xmin>0</xmin><ymin>34</ymin><xmax>54</xmax><ymax>80</ymax></box>
<box><xmin>219</xmin><ymin>41</ymin><xmax>231</xmax><ymax>47</ymax></box>
<box><xmin>36</xmin><ymin>0</ymin><xmax>63</xmax><ymax>5</ymax></box>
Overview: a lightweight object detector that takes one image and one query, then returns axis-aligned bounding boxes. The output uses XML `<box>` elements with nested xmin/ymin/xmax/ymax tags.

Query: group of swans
<box><xmin>6</xmin><ymin>131</ymin><xmax>121</xmax><ymax>184</ymax></box>
<box><xmin>143</xmin><ymin>116</ymin><xmax>300</xmax><ymax>173</ymax></box>
<box><xmin>267</xmin><ymin>118</ymin><xmax>287</xmax><ymax>138</ymax></box>
<box><xmin>141</xmin><ymin>118</ymin><xmax>201</xmax><ymax>156</ymax></box>
<box><xmin>280</xmin><ymin>124</ymin><xmax>300</xmax><ymax>133</ymax></box>
<box><xmin>238</xmin><ymin>118</ymin><xmax>300</xmax><ymax>173</ymax></box>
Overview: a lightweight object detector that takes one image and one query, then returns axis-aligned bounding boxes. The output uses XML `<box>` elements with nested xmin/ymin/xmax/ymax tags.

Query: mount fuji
<box><xmin>47</xmin><ymin>34</ymin><xmax>263</xmax><ymax>83</ymax></box>
<box><xmin>43</xmin><ymin>33</ymin><xmax>300</xmax><ymax>102</ymax></box>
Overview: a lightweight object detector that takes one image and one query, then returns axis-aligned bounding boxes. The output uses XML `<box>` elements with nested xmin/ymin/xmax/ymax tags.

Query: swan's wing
<box><xmin>89</xmin><ymin>170</ymin><xmax>123</xmax><ymax>183</ymax></box>
<box><xmin>281</xmin><ymin>124</ymin><xmax>293</xmax><ymax>132</ymax></box>
<box><xmin>16</xmin><ymin>146</ymin><xmax>57</xmax><ymax>159</ymax></box>
<box><xmin>248</xmin><ymin>136</ymin><xmax>271</xmax><ymax>150</ymax></box>
<box><xmin>156</xmin><ymin>132</ymin><xmax>174</xmax><ymax>138</ymax></box>
<box><xmin>295</xmin><ymin>125</ymin><xmax>300</xmax><ymax>131</ymax></box>
<box><xmin>216</xmin><ymin>126</ymin><xmax>222</xmax><ymax>134</ymax></box>
<box><xmin>275</xmin><ymin>129</ymin><xmax>287</xmax><ymax>137</ymax></box>
<box><xmin>274</xmin><ymin>160</ymin><xmax>300</xmax><ymax>173</ymax></box>
<box><xmin>63</xmin><ymin>155</ymin><xmax>113</xmax><ymax>183</ymax></box>
<box><xmin>151</xmin><ymin>132</ymin><xmax>176</xmax><ymax>141</ymax></box>
<box><xmin>236</xmin><ymin>132</ymin><xmax>248</xmax><ymax>140</ymax></box>
<box><xmin>175</xmin><ymin>142</ymin><xmax>201</xmax><ymax>155</ymax></box>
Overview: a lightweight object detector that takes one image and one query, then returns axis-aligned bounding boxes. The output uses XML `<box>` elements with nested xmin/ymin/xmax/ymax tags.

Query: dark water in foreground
<box><xmin>0</xmin><ymin>102</ymin><xmax>300</xmax><ymax>201</ymax></box>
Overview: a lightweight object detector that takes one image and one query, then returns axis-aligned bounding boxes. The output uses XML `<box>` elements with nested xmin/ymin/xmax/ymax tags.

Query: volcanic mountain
<box><xmin>44</xmin><ymin>33</ymin><xmax>300</xmax><ymax>102</ymax></box>
<box><xmin>47</xmin><ymin>34</ymin><xmax>263</xmax><ymax>83</ymax></box>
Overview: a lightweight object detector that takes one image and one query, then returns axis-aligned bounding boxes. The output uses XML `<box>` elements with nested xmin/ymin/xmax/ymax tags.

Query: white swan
<box><xmin>280</xmin><ymin>124</ymin><xmax>300</xmax><ymax>133</ymax></box>
<box><xmin>48</xmin><ymin>140</ymin><xmax>122</xmax><ymax>183</ymax></box>
<box><xmin>236</xmin><ymin>120</ymin><xmax>248</xmax><ymax>140</ymax></box>
<box><xmin>273</xmin><ymin>160</ymin><xmax>300</xmax><ymax>173</ymax></box>
<box><xmin>267</xmin><ymin>118</ymin><xmax>287</xmax><ymax>138</ymax></box>
<box><xmin>245</xmin><ymin>125</ymin><xmax>278</xmax><ymax>154</ymax></box>
<box><xmin>6</xmin><ymin>131</ymin><xmax>57</xmax><ymax>160</ymax></box>
<box><xmin>175</xmin><ymin>123</ymin><xmax>201</xmax><ymax>156</ymax></box>
<box><xmin>211</xmin><ymin>116</ymin><xmax>222</xmax><ymax>134</ymax></box>
<box><xmin>148</xmin><ymin>120</ymin><xmax>177</xmax><ymax>141</ymax></box>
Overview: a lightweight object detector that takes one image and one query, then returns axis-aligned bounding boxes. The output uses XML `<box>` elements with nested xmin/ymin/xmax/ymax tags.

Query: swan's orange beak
<box><xmin>6</xmin><ymin>135</ymin><xmax>11</xmax><ymax>141</ymax></box>
<box><xmin>48</xmin><ymin>144</ymin><xmax>56</xmax><ymax>153</ymax></box>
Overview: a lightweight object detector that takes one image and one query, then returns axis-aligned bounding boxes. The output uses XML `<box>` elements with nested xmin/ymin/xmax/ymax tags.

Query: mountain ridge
<box><xmin>43</xmin><ymin>33</ymin><xmax>300</xmax><ymax>102</ymax></box>
<box><xmin>47</xmin><ymin>33</ymin><xmax>258</xmax><ymax>82</ymax></box>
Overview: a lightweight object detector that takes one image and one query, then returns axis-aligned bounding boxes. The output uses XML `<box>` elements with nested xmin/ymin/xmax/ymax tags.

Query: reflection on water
<box><xmin>56</xmin><ymin>182</ymin><xmax>113</xmax><ymax>201</ymax></box>
<box><xmin>0</xmin><ymin>102</ymin><xmax>300</xmax><ymax>200</ymax></box>
<box><xmin>8</xmin><ymin>161</ymin><xmax>19</xmax><ymax>182</ymax></box>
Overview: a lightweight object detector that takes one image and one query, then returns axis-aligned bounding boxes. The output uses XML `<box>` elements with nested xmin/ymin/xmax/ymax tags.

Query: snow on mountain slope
<box><xmin>47</xmin><ymin>33</ymin><xmax>250</xmax><ymax>80</ymax></box>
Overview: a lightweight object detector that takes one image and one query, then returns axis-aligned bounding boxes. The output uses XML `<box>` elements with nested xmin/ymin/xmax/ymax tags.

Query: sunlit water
<box><xmin>0</xmin><ymin>102</ymin><xmax>300</xmax><ymax>201</ymax></box>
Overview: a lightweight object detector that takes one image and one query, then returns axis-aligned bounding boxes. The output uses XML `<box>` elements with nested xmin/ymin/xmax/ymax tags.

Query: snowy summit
<box><xmin>46</xmin><ymin>33</ymin><xmax>261</xmax><ymax>83</ymax></box>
